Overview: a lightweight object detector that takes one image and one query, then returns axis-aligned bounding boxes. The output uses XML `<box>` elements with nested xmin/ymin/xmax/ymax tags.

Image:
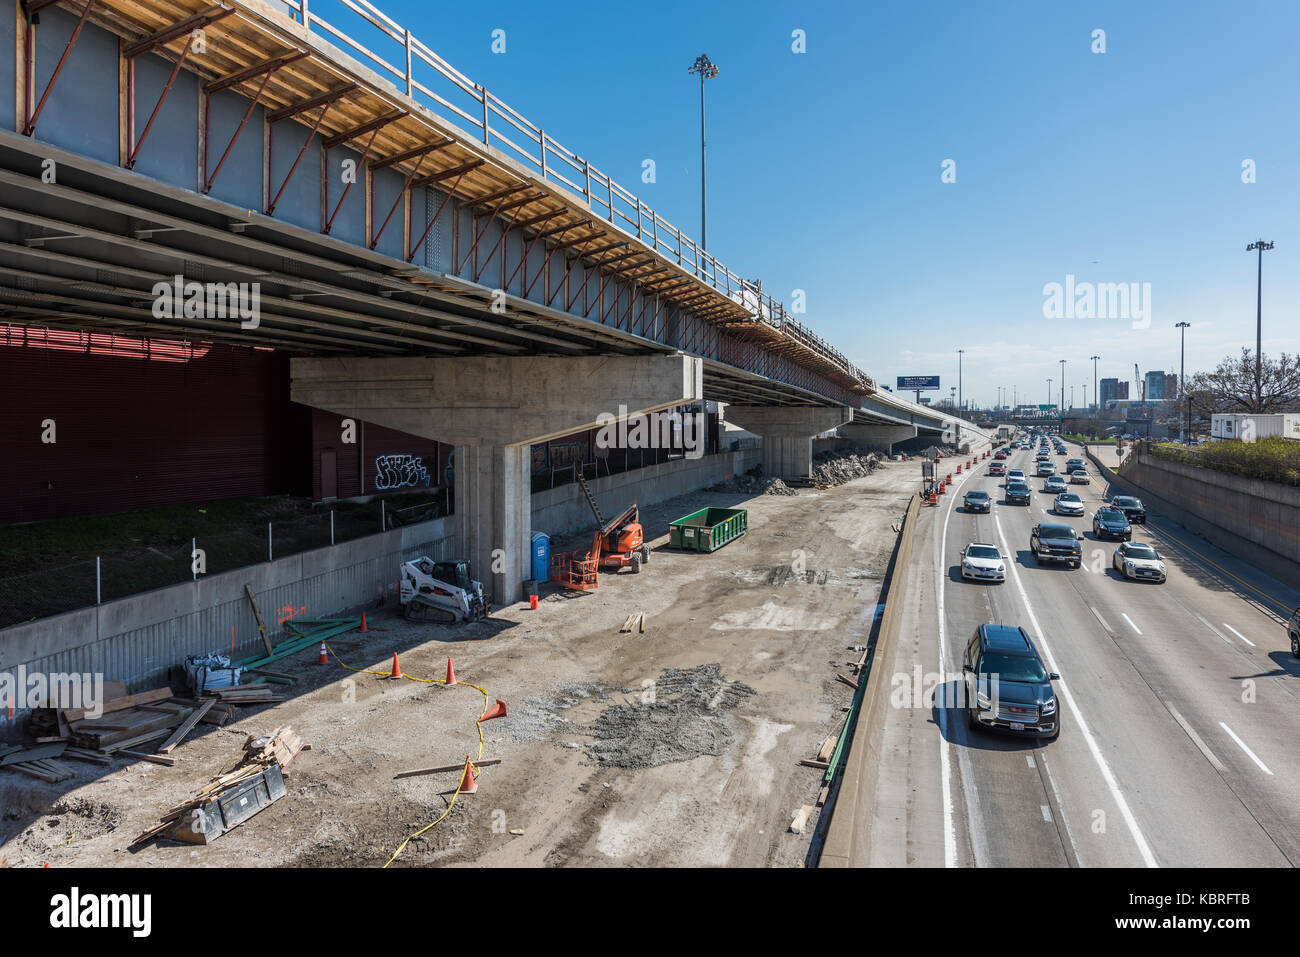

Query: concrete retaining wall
<box><xmin>531</xmin><ymin>449</ymin><xmax>761</xmax><ymax>537</ymax></box>
<box><xmin>0</xmin><ymin>518</ymin><xmax>456</xmax><ymax>703</ymax></box>
<box><xmin>1091</xmin><ymin>447</ymin><xmax>1300</xmax><ymax>585</ymax></box>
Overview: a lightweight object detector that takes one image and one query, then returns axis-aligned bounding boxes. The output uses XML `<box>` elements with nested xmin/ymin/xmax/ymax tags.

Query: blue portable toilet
<box><xmin>530</xmin><ymin>531</ymin><xmax>550</xmax><ymax>584</ymax></box>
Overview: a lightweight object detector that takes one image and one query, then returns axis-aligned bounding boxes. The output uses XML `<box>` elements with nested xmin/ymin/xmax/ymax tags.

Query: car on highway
<box><xmin>1006</xmin><ymin>469</ymin><xmax>1026</xmax><ymax>485</ymax></box>
<box><xmin>1110</xmin><ymin>495</ymin><xmax>1147</xmax><ymax>524</ymax></box>
<box><xmin>1069</xmin><ymin>469</ymin><xmax>1089</xmax><ymax>484</ymax></box>
<box><xmin>994</xmin><ymin>449</ymin><xmax>1009</xmax><ymax>460</ymax></box>
<box><xmin>1112</xmin><ymin>541</ymin><xmax>1167</xmax><ymax>583</ymax></box>
<box><xmin>963</xmin><ymin>624</ymin><xmax>1060</xmax><ymax>739</ymax></box>
<box><xmin>1289</xmin><ymin>608</ymin><xmax>1300</xmax><ymax>658</ymax></box>
<box><xmin>1065</xmin><ymin>458</ymin><xmax>1084</xmax><ymax>471</ymax></box>
<box><xmin>961</xmin><ymin>542</ymin><xmax>1006</xmax><ymax>583</ymax></box>
<box><xmin>1030</xmin><ymin>522</ymin><xmax>1082</xmax><ymax>567</ymax></box>
<box><xmin>1036</xmin><ymin>460</ymin><xmax>1056</xmax><ymax>477</ymax></box>
<box><xmin>1043</xmin><ymin>475</ymin><xmax>1067</xmax><ymax>494</ymax></box>
<box><xmin>1092</xmin><ymin>507</ymin><xmax>1132</xmax><ymax>541</ymax></box>
<box><xmin>1005</xmin><ymin>481</ymin><xmax>1031</xmax><ymax>505</ymax></box>
<box><xmin>989</xmin><ymin>461</ymin><xmax>1006</xmax><ymax>476</ymax></box>
<box><xmin>1053</xmin><ymin>492</ymin><xmax>1085</xmax><ymax>517</ymax></box>
<box><xmin>963</xmin><ymin>489</ymin><xmax>992</xmax><ymax>513</ymax></box>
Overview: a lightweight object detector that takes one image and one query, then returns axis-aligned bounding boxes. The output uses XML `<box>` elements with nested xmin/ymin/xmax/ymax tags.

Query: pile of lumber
<box><xmin>8</xmin><ymin>683</ymin><xmax>276</xmax><ymax>779</ymax></box>
<box><xmin>619</xmin><ymin>612</ymin><xmax>647</xmax><ymax>634</ymax></box>
<box><xmin>0</xmin><ymin>742</ymin><xmax>75</xmax><ymax>783</ymax></box>
<box><xmin>130</xmin><ymin>726</ymin><xmax>307</xmax><ymax>847</ymax></box>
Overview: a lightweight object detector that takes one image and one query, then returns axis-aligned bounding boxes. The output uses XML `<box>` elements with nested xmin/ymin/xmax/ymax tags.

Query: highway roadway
<box><xmin>863</xmin><ymin>436</ymin><xmax>1300</xmax><ymax>867</ymax></box>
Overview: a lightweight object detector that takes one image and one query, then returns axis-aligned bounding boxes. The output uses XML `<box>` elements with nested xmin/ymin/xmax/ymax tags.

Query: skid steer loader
<box><xmin>399</xmin><ymin>557</ymin><xmax>490</xmax><ymax>624</ymax></box>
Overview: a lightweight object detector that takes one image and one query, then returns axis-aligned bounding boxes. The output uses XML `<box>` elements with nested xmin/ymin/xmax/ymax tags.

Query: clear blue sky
<box><xmin>350</xmin><ymin>0</ymin><xmax>1297</xmax><ymax>407</ymax></box>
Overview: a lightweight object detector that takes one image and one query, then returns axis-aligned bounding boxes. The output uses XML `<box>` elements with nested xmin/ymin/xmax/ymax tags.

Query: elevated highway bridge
<box><xmin>0</xmin><ymin>0</ymin><xmax>983</xmax><ymax>600</ymax></box>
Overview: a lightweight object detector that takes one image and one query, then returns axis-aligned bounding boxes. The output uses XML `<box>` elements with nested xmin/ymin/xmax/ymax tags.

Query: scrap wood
<box><xmin>101</xmin><ymin>729</ymin><xmax>172</xmax><ymax>755</ymax></box>
<box><xmin>816</xmin><ymin>735</ymin><xmax>837</xmax><ymax>763</ymax></box>
<box><xmin>788</xmin><ymin>804</ymin><xmax>814</xmax><ymax>834</ymax></box>
<box><xmin>394</xmin><ymin>758</ymin><xmax>501</xmax><ymax>780</ymax></box>
<box><xmin>62</xmin><ymin>686</ymin><xmax>172</xmax><ymax>724</ymax></box>
<box><xmin>835</xmin><ymin>673</ymin><xmax>859</xmax><ymax>690</ymax></box>
<box><xmin>245</xmin><ymin>584</ymin><xmax>275</xmax><ymax>657</ymax></box>
<box><xmin>63</xmin><ymin>747</ymin><xmax>113</xmax><ymax>766</ymax></box>
<box><xmin>0</xmin><ymin>744</ymin><xmax>22</xmax><ymax>759</ymax></box>
<box><xmin>119</xmin><ymin>749</ymin><xmax>177</xmax><ymax>767</ymax></box>
<box><xmin>619</xmin><ymin>613</ymin><xmax>637</xmax><ymax>633</ymax></box>
<box><xmin>157</xmin><ymin>699</ymin><xmax>216</xmax><ymax>754</ymax></box>
<box><xmin>0</xmin><ymin>742</ymin><xmax>67</xmax><ymax>766</ymax></box>
<box><xmin>799</xmin><ymin>759</ymin><xmax>829</xmax><ymax>770</ymax></box>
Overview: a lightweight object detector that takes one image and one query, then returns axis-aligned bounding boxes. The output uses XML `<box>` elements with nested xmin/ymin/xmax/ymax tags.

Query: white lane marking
<box><xmin>993</xmin><ymin>514</ymin><xmax>1159</xmax><ymax>867</ymax></box>
<box><xmin>1222</xmin><ymin>623</ymin><xmax>1256</xmax><ymax>648</ymax></box>
<box><xmin>1120</xmin><ymin>612</ymin><xmax>1142</xmax><ymax>635</ymax></box>
<box><xmin>935</xmin><ymin>470</ymin><xmax>962</xmax><ymax>868</ymax></box>
<box><xmin>1040</xmin><ymin>805</ymin><xmax>1052</xmax><ymax>823</ymax></box>
<box><xmin>1193</xmin><ymin>613</ymin><xmax>1233</xmax><ymax>647</ymax></box>
<box><xmin>1218</xmin><ymin>722</ymin><xmax>1273</xmax><ymax>775</ymax></box>
<box><xmin>1079</xmin><ymin>561</ymin><xmax>1091</xmax><ymax>573</ymax></box>
<box><xmin>1090</xmin><ymin>606</ymin><xmax>1113</xmax><ymax>633</ymax></box>
<box><xmin>1026</xmin><ymin>755</ymin><xmax>1036</xmax><ymax>768</ymax></box>
<box><xmin>1166</xmin><ymin>703</ymin><xmax>1225</xmax><ymax>772</ymax></box>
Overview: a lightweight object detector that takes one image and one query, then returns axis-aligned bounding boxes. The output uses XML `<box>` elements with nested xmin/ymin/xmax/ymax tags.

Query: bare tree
<box><xmin>1183</xmin><ymin>348</ymin><xmax>1300</xmax><ymax>416</ymax></box>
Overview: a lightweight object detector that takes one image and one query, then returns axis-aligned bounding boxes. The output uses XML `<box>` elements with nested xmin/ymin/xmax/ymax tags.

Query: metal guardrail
<box><xmin>280</xmin><ymin>0</ymin><xmax>872</xmax><ymax>391</ymax></box>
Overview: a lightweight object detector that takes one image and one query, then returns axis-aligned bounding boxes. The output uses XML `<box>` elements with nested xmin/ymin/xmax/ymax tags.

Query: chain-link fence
<box><xmin>0</xmin><ymin>495</ymin><xmax>449</xmax><ymax>628</ymax></box>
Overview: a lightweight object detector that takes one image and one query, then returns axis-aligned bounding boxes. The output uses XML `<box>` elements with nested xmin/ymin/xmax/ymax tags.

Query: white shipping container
<box><xmin>1210</xmin><ymin>413</ymin><xmax>1300</xmax><ymax>441</ymax></box>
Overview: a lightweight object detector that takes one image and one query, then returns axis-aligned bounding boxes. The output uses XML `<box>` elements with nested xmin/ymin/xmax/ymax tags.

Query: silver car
<box><xmin>1054</xmin><ymin>492</ymin><xmax>1085</xmax><ymax>516</ymax></box>
<box><xmin>1043</xmin><ymin>475</ymin><xmax>1068</xmax><ymax>494</ymax></box>
<box><xmin>1069</xmin><ymin>469</ymin><xmax>1089</xmax><ymax>484</ymax></box>
<box><xmin>1037</xmin><ymin>461</ymin><xmax>1056</xmax><ymax>477</ymax></box>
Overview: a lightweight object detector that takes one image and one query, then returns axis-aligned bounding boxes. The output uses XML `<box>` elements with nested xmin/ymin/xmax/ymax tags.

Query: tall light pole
<box><xmin>1090</xmin><ymin>355</ymin><xmax>1100</xmax><ymax>413</ymax></box>
<box><xmin>1058</xmin><ymin>359</ymin><xmax>1066</xmax><ymax>414</ymax></box>
<box><xmin>1246</xmin><ymin>239</ymin><xmax>1274</xmax><ymax>410</ymax></box>
<box><xmin>1176</xmin><ymin>321</ymin><xmax>1191</xmax><ymax>441</ymax></box>
<box><xmin>1082</xmin><ymin>383</ymin><xmax>1087</xmax><ymax>415</ymax></box>
<box><xmin>1046</xmin><ymin>378</ymin><xmax>1052</xmax><ymax>406</ymax></box>
<box><xmin>957</xmin><ymin>349</ymin><xmax>965</xmax><ymax>413</ymax></box>
<box><xmin>689</xmin><ymin>55</ymin><xmax>719</xmax><ymax>252</ymax></box>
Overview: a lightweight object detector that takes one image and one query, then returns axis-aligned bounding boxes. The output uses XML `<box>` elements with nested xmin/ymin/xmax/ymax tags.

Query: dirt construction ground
<box><xmin>0</xmin><ymin>462</ymin><xmax>915</xmax><ymax>868</ymax></box>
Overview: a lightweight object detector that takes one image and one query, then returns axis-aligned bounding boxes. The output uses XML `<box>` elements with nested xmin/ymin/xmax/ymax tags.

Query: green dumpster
<box><xmin>668</xmin><ymin>507</ymin><xmax>748</xmax><ymax>553</ymax></box>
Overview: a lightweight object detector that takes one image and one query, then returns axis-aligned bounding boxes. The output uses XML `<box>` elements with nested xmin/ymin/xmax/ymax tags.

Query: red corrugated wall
<box><xmin>0</xmin><ymin>327</ymin><xmax>310</xmax><ymax>523</ymax></box>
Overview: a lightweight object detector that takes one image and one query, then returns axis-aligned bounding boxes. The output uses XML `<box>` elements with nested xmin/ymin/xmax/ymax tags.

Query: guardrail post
<box><xmin>404</xmin><ymin>29</ymin><xmax>412</xmax><ymax>96</ymax></box>
<box><xmin>482</xmin><ymin>87</ymin><xmax>490</xmax><ymax>144</ymax></box>
<box><xmin>584</xmin><ymin>160</ymin><xmax>591</xmax><ymax>206</ymax></box>
<box><xmin>540</xmin><ymin>129</ymin><xmax>547</xmax><ymax>177</ymax></box>
<box><xmin>301</xmin><ymin>0</ymin><xmax>310</xmax><ymax>30</ymax></box>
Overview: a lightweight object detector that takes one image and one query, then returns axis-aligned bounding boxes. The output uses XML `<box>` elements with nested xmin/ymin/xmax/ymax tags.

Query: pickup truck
<box><xmin>1030</xmin><ymin>523</ymin><xmax>1082</xmax><ymax>568</ymax></box>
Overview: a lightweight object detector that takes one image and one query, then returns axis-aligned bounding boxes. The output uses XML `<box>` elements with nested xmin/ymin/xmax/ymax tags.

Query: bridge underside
<box><xmin>0</xmin><ymin>131</ymin><xmax>844</xmax><ymax>409</ymax></box>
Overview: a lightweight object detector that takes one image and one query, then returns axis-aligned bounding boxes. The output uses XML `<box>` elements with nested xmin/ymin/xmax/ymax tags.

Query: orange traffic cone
<box><xmin>389</xmin><ymin>653</ymin><xmax>403</xmax><ymax>679</ymax></box>
<box><xmin>318</xmin><ymin>642</ymin><xmax>328</xmax><ymax>665</ymax></box>
<box><xmin>445</xmin><ymin>657</ymin><xmax>457</xmax><ymax>685</ymax></box>
<box><xmin>479</xmin><ymin>699</ymin><xmax>507</xmax><ymax>722</ymax></box>
<box><xmin>457</xmin><ymin>755</ymin><xmax>477</xmax><ymax>795</ymax></box>
<box><xmin>361</xmin><ymin>610</ymin><xmax>368</xmax><ymax>632</ymax></box>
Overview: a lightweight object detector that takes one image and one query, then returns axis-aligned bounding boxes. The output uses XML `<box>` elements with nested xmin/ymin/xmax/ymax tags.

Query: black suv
<box><xmin>963</xmin><ymin>624</ymin><xmax>1061</xmax><ymax>739</ymax></box>
<box><xmin>1005</xmin><ymin>481</ymin><xmax>1031</xmax><ymax>505</ymax></box>
<box><xmin>1111</xmin><ymin>495</ymin><xmax>1147</xmax><ymax>524</ymax></box>
<box><xmin>1030</xmin><ymin>522</ymin><xmax>1082</xmax><ymax>567</ymax></box>
<box><xmin>1092</xmin><ymin>507</ymin><xmax>1132</xmax><ymax>541</ymax></box>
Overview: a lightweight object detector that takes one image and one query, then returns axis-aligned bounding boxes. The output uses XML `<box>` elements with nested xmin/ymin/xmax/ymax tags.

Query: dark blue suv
<box><xmin>963</xmin><ymin>625</ymin><xmax>1061</xmax><ymax>739</ymax></box>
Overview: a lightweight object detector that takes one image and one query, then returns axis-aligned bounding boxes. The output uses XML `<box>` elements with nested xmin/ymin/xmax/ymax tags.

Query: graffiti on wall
<box><xmin>532</xmin><ymin>440</ymin><xmax>588</xmax><ymax>475</ymax></box>
<box><xmin>374</xmin><ymin>453</ymin><xmax>432</xmax><ymax>490</ymax></box>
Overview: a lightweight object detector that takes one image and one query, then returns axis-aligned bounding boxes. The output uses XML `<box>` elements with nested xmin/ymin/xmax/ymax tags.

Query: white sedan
<box><xmin>961</xmin><ymin>543</ymin><xmax>1007</xmax><ymax>583</ymax></box>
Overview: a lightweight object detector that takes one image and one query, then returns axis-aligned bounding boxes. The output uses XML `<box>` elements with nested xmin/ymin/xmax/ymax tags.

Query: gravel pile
<box><xmin>509</xmin><ymin>682</ymin><xmax>620</xmax><ymax>743</ymax></box>
<box><xmin>812</xmin><ymin>449</ymin><xmax>881</xmax><ymax>486</ymax></box>
<box><xmin>585</xmin><ymin>664</ymin><xmax>756</xmax><ymax>769</ymax></box>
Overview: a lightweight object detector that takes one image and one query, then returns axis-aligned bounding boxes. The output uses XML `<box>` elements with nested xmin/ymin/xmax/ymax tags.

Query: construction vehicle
<box><xmin>399</xmin><ymin>557</ymin><xmax>490</xmax><ymax>623</ymax></box>
<box><xmin>550</xmin><ymin>474</ymin><xmax>651</xmax><ymax>590</ymax></box>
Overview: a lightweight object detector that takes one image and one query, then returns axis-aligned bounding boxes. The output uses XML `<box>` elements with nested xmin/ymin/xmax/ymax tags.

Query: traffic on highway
<box><xmin>870</xmin><ymin>429</ymin><xmax>1300</xmax><ymax>869</ymax></box>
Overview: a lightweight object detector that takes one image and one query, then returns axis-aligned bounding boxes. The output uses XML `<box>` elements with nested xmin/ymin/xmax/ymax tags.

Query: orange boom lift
<box><xmin>550</xmin><ymin>475</ymin><xmax>652</xmax><ymax>590</ymax></box>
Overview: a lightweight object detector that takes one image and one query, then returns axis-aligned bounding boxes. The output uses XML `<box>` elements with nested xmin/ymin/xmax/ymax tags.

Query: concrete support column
<box><xmin>724</xmin><ymin>405</ymin><xmax>855</xmax><ymax>480</ymax></box>
<box><xmin>455</xmin><ymin>445</ymin><xmax>531</xmax><ymax>609</ymax></box>
<box><xmin>292</xmin><ymin>354</ymin><xmax>704</xmax><ymax>607</ymax></box>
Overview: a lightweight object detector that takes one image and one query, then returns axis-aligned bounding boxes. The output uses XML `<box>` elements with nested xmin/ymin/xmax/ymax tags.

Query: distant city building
<box><xmin>1145</xmin><ymin>370</ymin><xmax>1166</xmax><ymax>401</ymax></box>
<box><xmin>1163</xmin><ymin>373</ymin><xmax>1178</xmax><ymax>400</ymax></box>
<box><xmin>1100</xmin><ymin>378</ymin><xmax>1129</xmax><ymax>407</ymax></box>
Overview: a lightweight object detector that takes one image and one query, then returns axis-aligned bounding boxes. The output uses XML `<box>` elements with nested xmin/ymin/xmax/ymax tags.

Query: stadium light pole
<box><xmin>1059</xmin><ymin>359</ymin><xmax>1066</xmax><ymax>414</ymax></box>
<box><xmin>689</xmin><ymin>55</ymin><xmax>719</xmax><ymax>252</ymax></box>
<box><xmin>1090</xmin><ymin>355</ymin><xmax>1100</xmax><ymax>412</ymax></box>
<box><xmin>1176</xmin><ymin>321</ymin><xmax>1191</xmax><ymax>441</ymax></box>
<box><xmin>1246</xmin><ymin>239</ymin><xmax>1274</xmax><ymax>410</ymax></box>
